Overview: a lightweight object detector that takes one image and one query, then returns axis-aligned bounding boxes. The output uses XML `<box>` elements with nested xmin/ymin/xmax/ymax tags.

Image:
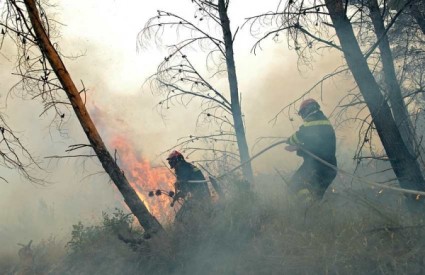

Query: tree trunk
<box><xmin>325</xmin><ymin>0</ymin><xmax>425</xmax><ymax>203</ymax></box>
<box><xmin>368</xmin><ymin>0</ymin><xmax>416</xmax><ymax>157</ymax></box>
<box><xmin>218</xmin><ymin>0</ymin><xmax>254</xmax><ymax>185</ymax></box>
<box><xmin>24</xmin><ymin>0</ymin><xmax>163</xmax><ymax>234</ymax></box>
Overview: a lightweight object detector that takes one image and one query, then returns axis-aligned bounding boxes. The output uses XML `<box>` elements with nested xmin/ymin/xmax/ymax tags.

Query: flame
<box><xmin>87</xmin><ymin>100</ymin><xmax>176</xmax><ymax>223</ymax></box>
<box><xmin>110</xmin><ymin>135</ymin><xmax>175</xmax><ymax>223</ymax></box>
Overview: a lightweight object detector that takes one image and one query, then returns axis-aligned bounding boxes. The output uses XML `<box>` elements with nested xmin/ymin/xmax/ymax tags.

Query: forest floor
<box><xmin>2</xmin><ymin>178</ymin><xmax>425</xmax><ymax>275</ymax></box>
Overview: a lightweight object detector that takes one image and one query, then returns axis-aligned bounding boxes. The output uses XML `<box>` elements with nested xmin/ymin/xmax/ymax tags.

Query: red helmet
<box><xmin>166</xmin><ymin>150</ymin><xmax>183</xmax><ymax>160</ymax></box>
<box><xmin>167</xmin><ymin>150</ymin><xmax>184</xmax><ymax>169</ymax></box>
<box><xmin>298</xmin><ymin>99</ymin><xmax>320</xmax><ymax>117</ymax></box>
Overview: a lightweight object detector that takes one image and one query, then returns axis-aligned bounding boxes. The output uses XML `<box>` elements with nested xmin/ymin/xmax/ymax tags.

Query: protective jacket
<box><xmin>173</xmin><ymin>161</ymin><xmax>210</xmax><ymax>223</ymax></box>
<box><xmin>287</xmin><ymin>110</ymin><xmax>337</xmax><ymax>199</ymax></box>
<box><xmin>174</xmin><ymin>161</ymin><xmax>210</xmax><ymax>200</ymax></box>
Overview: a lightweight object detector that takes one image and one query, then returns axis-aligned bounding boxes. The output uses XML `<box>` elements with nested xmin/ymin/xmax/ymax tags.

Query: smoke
<box><xmin>0</xmin><ymin>0</ymin><xmax>404</xmax><ymax>272</ymax></box>
<box><xmin>237</xmin><ymin>44</ymin><xmax>357</xmax><ymax>173</ymax></box>
<box><xmin>3</xmin><ymin>179</ymin><xmax>416</xmax><ymax>275</ymax></box>
<box><xmin>0</xmin><ymin>31</ymin><xmax>193</xmax><ymax>255</ymax></box>
<box><xmin>0</xmin><ymin>38</ymin><xmax>135</xmax><ymax>253</ymax></box>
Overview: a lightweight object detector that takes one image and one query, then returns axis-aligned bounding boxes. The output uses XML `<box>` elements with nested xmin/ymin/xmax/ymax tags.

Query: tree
<box><xmin>0</xmin><ymin>0</ymin><xmax>163</xmax><ymax>234</ymax></box>
<box><xmin>325</xmin><ymin>0</ymin><xmax>425</xmax><ymax>195</ymax></box>
<box><xmin>246</xmin><ymin>0</ymin><xmax>425</xmax><ymax>207</ymax></box>
<box><xmin>139</xmin><ymin>0</ymin><xmax>254</xmax><ymax>185</ymax></box>
<box><xmin>368</xmin><ymin>0</ymin><xmax>417</xmax><ymax>157</ymax></box>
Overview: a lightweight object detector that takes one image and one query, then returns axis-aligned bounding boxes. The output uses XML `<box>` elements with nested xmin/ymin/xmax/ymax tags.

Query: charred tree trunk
<box><xmin>368</xmin><ymin>0</ymin><xmax>416</xmax><ymax>156</ymax></box>
<box><xmin>218</xmin><ymin>0</ymin><xmax>254</xmax><ymax>185</ymax></box>
<box><xmin>325</xmin><ymin>0</ymin><xmax>425</xmax><ymax>206</ymax></box>
<box><xmin>24</xmin><ymin>0</ymin><xmax>163</xmax><ymax>234</ymax></box>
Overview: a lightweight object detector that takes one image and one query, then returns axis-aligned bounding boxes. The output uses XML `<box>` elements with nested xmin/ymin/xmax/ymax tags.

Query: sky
<box><xmin>0</xmin><ymin>0</ymin><xmax>356</xmax><ymax>252</ymax></box>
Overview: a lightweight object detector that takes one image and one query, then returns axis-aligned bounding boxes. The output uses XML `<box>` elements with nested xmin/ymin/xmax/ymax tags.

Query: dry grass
<box><xmin>2</xmin><ymin>181</ymin><xmax>425</xmax><ymax>275</ymax></box>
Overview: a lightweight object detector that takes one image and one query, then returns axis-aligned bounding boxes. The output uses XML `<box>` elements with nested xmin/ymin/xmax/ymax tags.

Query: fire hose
<box><xmin>148</xmin><ymin>139</ymin><xmax>425</xmax><ymax>204</ymax></box>
<box><xmin>213</xmin><ymin>140</ymin><xmax>425</xmax><ymax>197</ymax></box>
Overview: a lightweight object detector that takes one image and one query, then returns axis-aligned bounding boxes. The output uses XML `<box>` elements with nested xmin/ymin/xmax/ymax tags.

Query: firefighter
<box><xmin>167</xmin><ymin>150</ymin><xmax>210</xmax><ymax>221</ymax></box>
<box><xmin>285</xmin><ymin>99</ymin><xmax>337</xmax><ymax>201</ymax></box>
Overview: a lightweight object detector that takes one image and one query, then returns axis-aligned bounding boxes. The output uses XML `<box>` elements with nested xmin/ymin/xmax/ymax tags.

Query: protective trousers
<box><xmin>289</xmin><ymin>159</ymin><xmax>337</xmax><ymax>201</ymax></box>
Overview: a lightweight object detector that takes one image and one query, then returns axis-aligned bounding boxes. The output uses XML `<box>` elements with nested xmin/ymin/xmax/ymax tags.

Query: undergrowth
<box><xmin>3</xmin><ymin>182</ymin><xmax>425</xmax><ymax>275</ymax></box>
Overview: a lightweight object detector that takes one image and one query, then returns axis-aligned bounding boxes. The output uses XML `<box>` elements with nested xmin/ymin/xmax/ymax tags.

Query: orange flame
<box><xmin>110</xmin><ymin>135</ymin><xmax>175</xmax><ymax>223</ymax></box>
<box><xmin>87</xmin><ymin>100</ymin><xmax>176</xmax><ymax>223</ymax></box>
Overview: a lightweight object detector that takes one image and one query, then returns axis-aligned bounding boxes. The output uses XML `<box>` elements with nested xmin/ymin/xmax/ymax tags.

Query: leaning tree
<box><xmin>0</xmin><ymin>0</ymin><xmax>164</xmax><ymax>234</ymax></box>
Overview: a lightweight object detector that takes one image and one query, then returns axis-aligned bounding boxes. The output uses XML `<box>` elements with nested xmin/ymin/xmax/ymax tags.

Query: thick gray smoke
<box><xmin>0</xmin><ymin>1</ymin><xmax>410</xmax><ymax>274</ymax></box>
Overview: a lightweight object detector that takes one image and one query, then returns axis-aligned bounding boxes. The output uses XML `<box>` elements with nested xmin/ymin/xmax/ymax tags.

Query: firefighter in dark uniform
<box><xmin>285</xmin><ymin>99</ymin><xmax>337</xmax><ymax>201</ymax></box>
<box><xmin>166</xmin><ymin>150</ymin><xmax>210</xmax><ymax>221</ymax></box>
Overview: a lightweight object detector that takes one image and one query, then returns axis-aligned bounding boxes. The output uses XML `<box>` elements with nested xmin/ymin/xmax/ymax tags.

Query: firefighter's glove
<box><xmin>170</xmin><ymin>191</ymin><xmax>183</xmax><ymax>207</ymax></box>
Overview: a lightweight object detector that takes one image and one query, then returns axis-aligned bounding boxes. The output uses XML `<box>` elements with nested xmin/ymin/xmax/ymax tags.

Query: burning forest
<box><xmin>109</xmin><ymin>135</ymin><xmax>176</xmax><ymax>223</ymax></box>
<box><xmin>1</xmin><ymin>0</ymin><xmax>425</xmax><ymax>274</ymax></box>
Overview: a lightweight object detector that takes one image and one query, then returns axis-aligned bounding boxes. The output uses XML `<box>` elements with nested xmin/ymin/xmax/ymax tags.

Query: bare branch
<box><xmin>269</xmin><ymin>66</ymin><xmax>349</xmax><ymax>124</ymax></box>
<box><xmin>45</xmin><ymin>154</ymin><xmax>97</xmax><ymax>159</ymax></box>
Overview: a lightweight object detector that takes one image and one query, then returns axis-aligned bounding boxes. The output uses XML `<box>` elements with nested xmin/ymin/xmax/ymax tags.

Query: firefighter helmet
<box><xmin>167</xmin><ymin>150</ymin><xmax>184</xmax><ymax>169</ymax></box>
<box><xmin>166</xmin><ymin>150</ymin><xmax>184</xmax><ymax>160</ymax></box>
<box><xmin>298</xmin><ymin>99</ymin><xmax>320</xmax><ymax>118</ymax></box>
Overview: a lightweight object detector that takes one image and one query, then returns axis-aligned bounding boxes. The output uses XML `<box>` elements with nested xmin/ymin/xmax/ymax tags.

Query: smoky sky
<box><xmin>0</xmin><ymin>0</ymin><xmax>360</xmax><ymax>253</ymax></box>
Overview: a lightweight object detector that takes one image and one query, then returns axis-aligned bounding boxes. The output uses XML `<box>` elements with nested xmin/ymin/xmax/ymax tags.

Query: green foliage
<box><xmin>101</xmin><ymin>209</ymin><xmax>134</xmax><ymax>232</ymax></box>
<box><xmin>66</xmin><ymin>208</ymin><xmax>135</xmax><ymax>254</ymax></box>
<box><xmin>5</xmin><ymin>184</ymin><xmax>425</xmax><ymax>275</ymax></box>
<box><xmin>47</xmin><ymin>208</ymin><xmax>143</xmax><ymax>275</ymax></box>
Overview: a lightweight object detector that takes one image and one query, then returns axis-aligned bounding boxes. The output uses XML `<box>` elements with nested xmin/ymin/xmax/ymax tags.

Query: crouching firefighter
<box><xmin>285</xmin><ymin>99</ymin><xmax>337</xmax><ymax>201</ymax></box>
<box><xmin>167</xmin><ymin>150</ymin><xmax>211</xmax><ymax>222</ymax></box>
